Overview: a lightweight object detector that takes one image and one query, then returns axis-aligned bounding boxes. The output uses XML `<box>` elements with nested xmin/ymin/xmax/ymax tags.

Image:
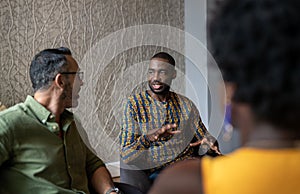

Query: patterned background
<box><xmin>0</xmin><ymin>0</ymin><xmax>185</xmax><ymax>162</ymax></box>
<box><xmin>0</xmin><ymin>0</ymin><xmax>224</xmax><ymax>163</ymax></box>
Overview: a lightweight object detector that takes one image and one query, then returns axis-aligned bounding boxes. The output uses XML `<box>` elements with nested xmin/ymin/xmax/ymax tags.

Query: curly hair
<box><xmin>29</xmin><ymin>47</ymin><xmax>72</xmax><ymax>92</ymax></box>
<box><xmin>210</xmin><ymin>0</ymin><xmax>300</xmax><ymax>130</ymax></box>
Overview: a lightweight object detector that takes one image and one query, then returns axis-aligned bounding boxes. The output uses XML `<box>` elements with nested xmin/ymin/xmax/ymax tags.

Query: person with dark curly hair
<box><xmin>149</xmin><ymin>0</ymin><xmax>300</xmax><ymax>193</ymax></box>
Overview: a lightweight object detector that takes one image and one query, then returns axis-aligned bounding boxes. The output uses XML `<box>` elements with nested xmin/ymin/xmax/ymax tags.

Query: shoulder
<box><xmin>126</xmin><ymin>91</ymin><xmax>148</xmax><ymax>107</ymax></box>
<box><xmin>0</xmin><ymin>103</ymin><xmax>28</xmax><ymax>135</ymax></box>
<box><xmin>128</xmin><ymin>91</ymin><xmax>147</xmax><ymax>100</ymax></box>
<box><xmin>171</xmin><ymin>92</ymin><xmax>194</xmax><ymax>104</ymax></box>
<box><xmin>170</xmin><ymin>92</ymin><xmax>198</xmax><ymax>112</ymax></box>
<box><xmin>0</xmin><ymin>103</ymin><xmax>26</xmax><ymax>122</ymax></box>
<box><xmin>149</xmin><ymin>159</ymin><xmax>203</xmax><ymax>194</ymax></box>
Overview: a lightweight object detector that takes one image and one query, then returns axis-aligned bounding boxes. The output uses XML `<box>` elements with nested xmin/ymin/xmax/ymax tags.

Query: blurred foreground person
<box><xmin>149</xmin><ymin>0</ymin><xmax>300</xmax><ymax>193</ymax></box>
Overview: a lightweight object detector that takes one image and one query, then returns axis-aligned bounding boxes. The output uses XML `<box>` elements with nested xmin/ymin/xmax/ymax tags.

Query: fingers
<box><xmin>147</xmin><ymin>132</ymin><xmax>158</xmax><ymax>142</ymax></box>
<box><xmin>160</xmin><ymin>123</ymin><xmax>178</xmax><ymax>133</ymax></box>
<box><xmin>161</xmin><ymin>124</ymin><xmax>181</xmax><ymax>136</ymax></box>
<box><xmin>146</xmin><ymin>129</ymin><xmax>159</xmax><ymax>141</ymax></box>
<box><xmin>190</xmin><ymin>137</ymin><xmax>208</xmax><ymax>147</ymax></box>
<box><xmin>189</xmin><ymin>138</ymin><xmax>222</xmax><ymax>155</ymax></box>
<box><xmin>147</xmin><ymin>123</ymin><xmax>179</xmax><ymax>142</ymax></box>
<box><xmin>168</xmin><ymin>130</ymin><xmax>181</xmax><ymax>135</ymax></box>
<box><xmin>189</xmin><ymin>140</ymin><xmax>203</xmax><ymax>147</ymax></box>
<box><xmin>212</xmin><ymin>146</ymin><xmax>222</xmax><ymax>155</ymax></box>
<box><xmin>163</xmin><ymin>123</ymin><xmax>177</xmax><ymax>131</ymax></box>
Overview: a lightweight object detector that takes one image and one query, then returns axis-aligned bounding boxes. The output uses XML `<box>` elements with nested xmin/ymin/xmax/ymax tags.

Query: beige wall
<box><xmin>0</xmin><ymin>0</ymin><xmax>185</xmax><ymax>162</ymax></box>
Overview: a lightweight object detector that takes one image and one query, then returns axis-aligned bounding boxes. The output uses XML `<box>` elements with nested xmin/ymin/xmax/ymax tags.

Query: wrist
<box><xmin>105</xmin><ymin>187</ymin><xmax>121</xmax><ymax>194</ymax></box>
<box><xmin>140</xmin><ymin>135</ymin><xmax>151</xmax><ymax>147</ymax></box>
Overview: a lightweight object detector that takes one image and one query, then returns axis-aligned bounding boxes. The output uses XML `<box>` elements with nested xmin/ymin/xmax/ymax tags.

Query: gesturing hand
<box><xmin>146</xmin><ymin>123</ymin><xmax>180</xmax><ymax>142</ymax></box>
<box><xmin>190</xmin><ymin>135</ymin><xmax>222</xmax><ymax>156</ymax></box>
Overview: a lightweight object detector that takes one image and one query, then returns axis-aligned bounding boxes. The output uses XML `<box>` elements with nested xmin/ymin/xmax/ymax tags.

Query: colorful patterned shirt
<box><xmin>120</xmin><ymin>91</ymin><xmax>211</xmax><ymax>172</ymax></box>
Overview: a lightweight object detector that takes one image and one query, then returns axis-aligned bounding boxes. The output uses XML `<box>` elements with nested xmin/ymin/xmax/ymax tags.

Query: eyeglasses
<box><xmin>60</xmin><ymin>71</ymin><xmax>84</xmax><ymax>80</ymax></box>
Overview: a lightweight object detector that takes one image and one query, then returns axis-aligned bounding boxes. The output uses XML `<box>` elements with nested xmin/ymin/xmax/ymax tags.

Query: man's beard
<box><xmin>61</xmin><ymin>82</ymin><xmax>74</xmax><ymax>108</ymax></box>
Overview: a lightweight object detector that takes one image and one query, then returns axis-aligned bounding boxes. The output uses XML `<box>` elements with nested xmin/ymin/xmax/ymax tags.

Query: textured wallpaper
<box><xmin>0</xmin><ymin>0</ymin><xmax>184</xmax><ymax>162</ymax></box>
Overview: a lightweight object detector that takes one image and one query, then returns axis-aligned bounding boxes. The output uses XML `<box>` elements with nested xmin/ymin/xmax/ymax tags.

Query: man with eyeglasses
<box><xmin>0</xmin><ymin>47</ymin><xmax>120</xmax><ymax>194</ymax></box>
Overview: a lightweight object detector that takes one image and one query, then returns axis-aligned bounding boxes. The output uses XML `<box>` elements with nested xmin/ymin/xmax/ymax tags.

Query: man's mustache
<box><xmin>151</xmin><ymin>80</ymin><xmax>163</xmax><ymax>85</ymax></box>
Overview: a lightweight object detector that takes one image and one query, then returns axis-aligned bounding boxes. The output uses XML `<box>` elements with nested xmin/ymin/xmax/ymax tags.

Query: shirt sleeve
<box><xmin>75</xmin><ymin>118</ymin><xmax>105</xmax><ymax>178</ymax></box>
<box><xmin>120</xmin><ymin>98</ymin><xmax>151</xmax><ymax>165</ymax></box>
<box><xmin>189</xmin><ymin>102</ymin><xmax>210</xmax><ymax>140</ymax></box>
<box><xmin>85</xmin><ymin>145</ymin><xmax>106</xmax><ymax>179</ymax></box>
<box><xmin>0</xmin><ymin>116</ymin><xmax>13</xmax><ymax>166</ymax></box>
<box><xmin>189</xmin><ymin>102</ymin><xmax>219</xmax><ymax>155</ymax></box>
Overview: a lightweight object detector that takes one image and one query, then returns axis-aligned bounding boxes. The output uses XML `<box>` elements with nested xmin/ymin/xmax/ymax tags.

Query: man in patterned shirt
<box><xmin>120</xmin><ymin>52</ymin><xmax>220</xmax><ymax>192</ymax></box>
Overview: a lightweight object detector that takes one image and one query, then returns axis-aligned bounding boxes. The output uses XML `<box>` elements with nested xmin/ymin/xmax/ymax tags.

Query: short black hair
<box><xmin>151</xmin><ymin>52</ymin><xmax>175</xmax><ymax>66</ymax></box>
<box><xmin>29</xmin><ymin>47</ymin><xmax>72</xmax><ymax>92</ymax></box>
<box><xmin>210</xmin><ymin>0</ymin><xmax>300</xmax><ymax>130</ymax></box>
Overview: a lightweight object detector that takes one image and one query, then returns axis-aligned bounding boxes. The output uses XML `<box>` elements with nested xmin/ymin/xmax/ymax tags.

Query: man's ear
<box><xmin>53</xmin><ymin>73</ymin><xmax>65</xmax><ymax>89</ymax></box>
<box><xmin>172</xmin><ymin>69</ymin><xmax>177</xmax><ymax>79</ymax></box>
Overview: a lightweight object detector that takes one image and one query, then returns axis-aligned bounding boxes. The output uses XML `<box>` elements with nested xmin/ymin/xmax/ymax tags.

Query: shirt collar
<box><xmin>24</xmin><ymin>95</ymin><xmax>74</xmax><ymax>125</ymax></box>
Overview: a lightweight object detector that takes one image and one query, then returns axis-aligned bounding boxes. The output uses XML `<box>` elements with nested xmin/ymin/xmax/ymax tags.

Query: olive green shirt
<box><xmin>0</xmin><ymin>96</ymin><xmax>104</xmax><ymax>194</ymax></box>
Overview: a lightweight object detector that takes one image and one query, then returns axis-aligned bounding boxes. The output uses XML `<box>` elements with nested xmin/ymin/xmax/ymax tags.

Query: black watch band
<box><xmin>105</xmin><ymin>187</ymin><xmax>121</xmax><ymax>194</ymax></box>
